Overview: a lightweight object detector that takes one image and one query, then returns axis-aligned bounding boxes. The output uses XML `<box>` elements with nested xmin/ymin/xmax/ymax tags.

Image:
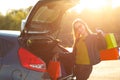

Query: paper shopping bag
<box><xmin>100</xmin><ymin>48</ymin><xmax>119</xmax><ymax>60</ymax></box>
<box><xmin>47</xmin><ymin>60</ymin><xmax>61</xmax><ymax>80</ymax></box>
<box><xmin>105</xmin><ymin>33</ymin><xmax>117</xmax><ymax>49</ymax></box>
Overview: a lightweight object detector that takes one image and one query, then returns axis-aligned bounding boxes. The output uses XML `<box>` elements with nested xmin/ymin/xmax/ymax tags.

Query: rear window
<box><xmin>32</xmin><ymin>6</ymin><xmax>60</xmax><ymax>23</ymax></box>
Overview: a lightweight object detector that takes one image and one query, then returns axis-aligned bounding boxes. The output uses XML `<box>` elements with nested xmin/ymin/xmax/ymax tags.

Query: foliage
<box><xmin>0</xmin><ymin>6</ymin><xmax>32</xmax><ymax>30</ymax></box>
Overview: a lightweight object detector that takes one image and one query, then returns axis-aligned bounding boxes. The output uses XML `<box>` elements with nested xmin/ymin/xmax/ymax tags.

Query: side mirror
<box><xmin>21</xmin><ymin>19</ymin><xmax>26</xmax><ymax>31</ymax></box>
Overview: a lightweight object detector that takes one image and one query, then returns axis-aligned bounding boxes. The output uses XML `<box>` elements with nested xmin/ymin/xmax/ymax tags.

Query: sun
<box><xmin>69</xmin><ymin>0</ymin><xmax>111</xmax><ymax>13</ymax></box>
<box><xmin>86</xmin><ymin>0</ymin><xmax>109</xmax><ymax>10</ymax></box>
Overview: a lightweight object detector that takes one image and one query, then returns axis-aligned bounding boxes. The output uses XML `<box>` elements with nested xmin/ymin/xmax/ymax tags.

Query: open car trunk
<box><xmin>19</xmin><ymin>0</ymin><xmax>79</xmax><ymax>65</ymax></box>
<box><xmin>19</xmin><ymin>1</ymin><xmax>80</xmax><ymax>75</ymax></box>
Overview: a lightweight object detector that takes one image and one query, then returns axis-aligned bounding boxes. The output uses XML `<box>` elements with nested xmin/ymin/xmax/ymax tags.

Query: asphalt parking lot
<box><xmin>89</xmin><ymin>60</ymin><xmax>120</xmax><ymax>80</ymax></box>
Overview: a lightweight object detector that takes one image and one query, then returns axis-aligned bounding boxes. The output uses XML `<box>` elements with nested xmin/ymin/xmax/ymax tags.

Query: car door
<box><xmin>0</xmin><ymin>33</ymin><xmax>24</xmax><ymax>80</ymax></box>
<box><xmin>0</xmin><ymin>38</ymin><xmax>13</xmax><ymax>70</ymax></box>
<box><xmin>0</xmin><ymin>38</ymin><xmax>4</xmax><ymax>70</ymax></box>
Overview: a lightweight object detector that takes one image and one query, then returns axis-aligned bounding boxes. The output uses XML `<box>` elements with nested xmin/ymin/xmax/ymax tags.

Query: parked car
<box><xmin>0</xmin><ymin>0</ymin><xmax>79</xmax><ymax>80</ymax></box>
<box><xmin>0</xmin><ymin>30</ymin><xmax>53</xmax><ymax>80</ymax></box>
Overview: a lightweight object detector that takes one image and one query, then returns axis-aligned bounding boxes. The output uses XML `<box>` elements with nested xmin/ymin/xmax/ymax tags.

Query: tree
<box><xmin>0</xmin><ymin>6</ymin><xmax>32</xmax><ymax>30</ymax></box>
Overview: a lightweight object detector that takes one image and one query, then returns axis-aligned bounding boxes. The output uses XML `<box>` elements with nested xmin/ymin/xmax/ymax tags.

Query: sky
<box><xmin>0</xmin><ymin>0</ymin><xmax>120</xmax><ymax>15</ymax></box>
<box><xmin>0</xmin><ymin>0</ymin><xmax>38</xmax><ymax>15</ymax></box>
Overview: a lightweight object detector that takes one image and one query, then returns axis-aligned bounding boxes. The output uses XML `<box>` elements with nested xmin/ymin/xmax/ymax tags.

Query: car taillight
<box><xmin>18</xmin><ymin>47</ymin><xmax>46</xmax><ymax>72</ymax></box>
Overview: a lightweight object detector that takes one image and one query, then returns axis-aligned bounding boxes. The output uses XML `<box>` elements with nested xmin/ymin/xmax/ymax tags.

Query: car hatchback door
<box><xmin>20</xmin><ymin>0</ymin><xmax>79</xmax><ymax>35</ymax></box>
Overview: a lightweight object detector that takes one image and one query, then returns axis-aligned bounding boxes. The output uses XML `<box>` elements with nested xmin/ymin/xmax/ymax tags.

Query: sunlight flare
<box><xmin>112</xmin><ymin>0</ymin><xmax>120</xmax><ymax>8</ymax></box>
<box><xmin>69</xmin><ymin>0</ymin><xmax>111</xmax><ymax>13</ymax></box>
<box><xmin>86</xmin><ymin>0</ymin><xmax>109</xmax><ymax>10</ymax></box>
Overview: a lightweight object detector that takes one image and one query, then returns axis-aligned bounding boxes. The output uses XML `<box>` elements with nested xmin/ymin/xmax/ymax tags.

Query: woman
<box><xmin>72</xmin><ymin>18</ymin><xmax>107</xmax><ymax>80</ymax></box>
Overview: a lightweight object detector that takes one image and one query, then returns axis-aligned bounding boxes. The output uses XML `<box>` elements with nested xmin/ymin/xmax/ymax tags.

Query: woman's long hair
<box><xmin>72</xmin><ymin>18</ymin><xmax>93</xmax><ymax>46</ymax></box>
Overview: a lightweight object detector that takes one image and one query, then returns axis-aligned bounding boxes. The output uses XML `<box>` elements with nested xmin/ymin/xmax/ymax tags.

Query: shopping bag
<box><xmin>105</xmin><ymin>33</ymin><xmax>117</xmax><ymax>49</ymax></box>
<box><xmin>100</xmin><ymin>48</ymin><xmax>119</xmax><ymax>60</ymax></box>
<box><xmin>47</xmin><ymin>57</ymin><xmax>61</xmax><ymax>80</ymax></box>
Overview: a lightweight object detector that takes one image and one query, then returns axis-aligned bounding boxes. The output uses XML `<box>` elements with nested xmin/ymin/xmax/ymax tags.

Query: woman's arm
<box><xmin>97</xmin><ymin>31</ymin><xmax>107</xmax><ymax>50</ymax></box>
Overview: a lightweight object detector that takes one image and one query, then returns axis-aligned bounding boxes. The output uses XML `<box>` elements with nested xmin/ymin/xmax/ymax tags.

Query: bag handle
<box><xmin>52</xmin><ymin>53</ymin><xmax>59</xmax><ymax>61</ymax></box>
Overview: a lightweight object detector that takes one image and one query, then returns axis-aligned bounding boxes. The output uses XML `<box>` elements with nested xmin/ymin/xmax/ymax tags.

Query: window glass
<box><xmin>32</xmin><ymin>6</ymin><xmax>60</xmax><ymax>23</ymax></box>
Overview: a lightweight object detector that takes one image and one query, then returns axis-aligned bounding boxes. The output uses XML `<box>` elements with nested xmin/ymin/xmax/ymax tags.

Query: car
<box><xmin>0</xmin><ymin>30</ymin><xmax>50</xmax><ymax>80</ymax></box>
<box><xmin>0</xmin><ymin>0</ymin><xmax>80</xmax><ymax>80</ymax></box>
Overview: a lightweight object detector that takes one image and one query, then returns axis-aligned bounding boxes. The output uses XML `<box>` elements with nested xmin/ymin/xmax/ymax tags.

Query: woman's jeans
<box><xmin>75</xmin><ymin>64</ymin><xmax>93</xmax><ymax>80</ymax></box>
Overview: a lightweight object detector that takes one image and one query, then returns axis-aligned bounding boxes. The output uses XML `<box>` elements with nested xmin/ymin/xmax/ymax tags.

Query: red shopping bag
<box><xmin>47</xmin><ymin>58</ymin><xmax>61</xmax><ymax>80</ymax></box>
<box><xmin>100</xmin><ymin>48</ymin><xmax>119</xmax><ymax>60</ymax></box>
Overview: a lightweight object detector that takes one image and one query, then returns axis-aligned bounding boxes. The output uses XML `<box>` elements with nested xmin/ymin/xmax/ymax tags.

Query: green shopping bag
<box><xmin>105</xmin><ymin>33</ymin><xmax>117</xmax><ymax>49</ymax></box>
